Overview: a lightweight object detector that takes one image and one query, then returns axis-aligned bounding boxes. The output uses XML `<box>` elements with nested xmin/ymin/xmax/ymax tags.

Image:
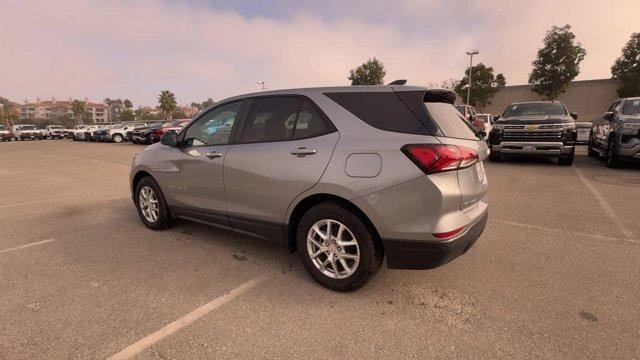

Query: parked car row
<box><xmin>484</xmin><ymin>97</ymin><xmax>640</xmax><ymax>168</ymax></box>
<box><xmin>68</xmin><ymin>120</ymin><xmax>191</xmax><ymax>144</ymax></box>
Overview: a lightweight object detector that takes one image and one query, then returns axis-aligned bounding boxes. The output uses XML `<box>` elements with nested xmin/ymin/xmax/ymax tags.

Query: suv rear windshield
<box><xmin>21</xmin><ymin>125</ymin><xmax>37</xmax><ymax>130</ymax></box>
<box><xmin>425</xmin><ymin>102</ymin><xmax>478</xmax><ymax>139</ymax></box>
<box><xmin>503</xmin><ymin>102</ymin><xmax>566</xmax><ymax>117</ymax></box>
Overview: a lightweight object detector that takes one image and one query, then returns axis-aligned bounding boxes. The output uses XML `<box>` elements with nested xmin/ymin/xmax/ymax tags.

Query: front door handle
<box><xmin>290</xmin><ymin>147</ymin><xmax>317</xmax><ymax>156</ymax></box>
<box><xmin>206</xmin><ymin>152</ymin><xmax>223</xmax><ymax>159</ymax></box>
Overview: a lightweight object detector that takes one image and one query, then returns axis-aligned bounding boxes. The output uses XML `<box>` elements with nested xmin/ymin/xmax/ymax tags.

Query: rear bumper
<box><xmin>383</xmin><ymin>212</ymin><xmax>487</xmax><ymax>270</ymax></box>
<box><xmin>491</xmin><ymin>142</ymin><xmax>574</xmax><ymax>156</ymax></box>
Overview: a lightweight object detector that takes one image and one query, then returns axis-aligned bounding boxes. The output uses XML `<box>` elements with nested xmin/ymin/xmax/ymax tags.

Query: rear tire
<box><xmin>297</xmin><ymin>202</ymin><xmax>383</xmax><ymax>292</ymax></box>
<box><xmin>558</xmin><ymin>152</ymin><xmax>574</xmax><ymax>166</ymax></box>
<box><xmin>134</xmin><ymin>176</ymin><xmax>174</xmax><ymax>230</ymax></box>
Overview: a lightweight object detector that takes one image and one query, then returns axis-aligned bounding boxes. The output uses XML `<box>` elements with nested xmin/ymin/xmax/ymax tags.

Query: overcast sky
<box><xmin>1</xmin><ymin>0</ymin><xmax>638</xmax><ymax>107</ymax></box>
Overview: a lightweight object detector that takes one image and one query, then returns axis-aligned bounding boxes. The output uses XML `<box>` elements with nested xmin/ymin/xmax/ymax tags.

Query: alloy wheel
<box><xmin>307</xmin><ymin>219</ymin><xmax>360</xmax><ymax>279</ymax></box>
<box><xmin>139</xmin><ymin>186</ymin><xmax>160</xmax><ymax>222</ymax></box>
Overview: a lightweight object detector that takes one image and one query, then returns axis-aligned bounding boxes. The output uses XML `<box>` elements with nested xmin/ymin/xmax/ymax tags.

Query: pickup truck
<box><xmin>488</xmin><ymin>101</ymin><xmax>577</xmax><ymax>166</ymax></box>
<box><xmin>0</xmin><ymin>125</ymin><xmax>10</xmax><ymax>141</ymax></box>
<box><xmin>588</xmin><ymin>97</ymin><xmax>640</xmax><ymax>167</ymax></box>
<box><xmin>11</xmin><ymin>124</ymin><xmax>42</xmax><ymax>141</ymax></box>
<box><xmin>41</xmin><ymin>125</ymin><xmax>67</xmax><ymax>139</ymax></box>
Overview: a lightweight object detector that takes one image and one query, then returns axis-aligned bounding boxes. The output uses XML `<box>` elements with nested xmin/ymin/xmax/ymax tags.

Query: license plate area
<box><xmin>522</xmin><ymin>144</ymin><xmax>536</xmax><ymax>151</ymax></box>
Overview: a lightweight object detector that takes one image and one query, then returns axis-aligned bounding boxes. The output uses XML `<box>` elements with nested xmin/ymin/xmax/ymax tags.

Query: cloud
<box><xmin>1</xmin><ymin>0</ymin><xmax>638</xmax><ymax>106</ymax></box>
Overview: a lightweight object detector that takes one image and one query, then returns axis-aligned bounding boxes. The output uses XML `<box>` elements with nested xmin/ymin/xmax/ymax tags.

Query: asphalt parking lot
<box><xmin>1</xmin><ymin>140</ymin><xmax>639</xmax><ymax>359</ymax></box>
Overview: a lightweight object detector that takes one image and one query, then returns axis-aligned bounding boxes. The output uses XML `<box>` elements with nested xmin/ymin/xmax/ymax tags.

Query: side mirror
<box><xmin>160</xmin><ymin>132</ymin><xmax>178</xmax><ymax>146</ymax></box>
<box><xmin>494</xmin><ymin>115</ymin><xmax>500</xmax><ymax>121</ymax></box>
<box><xmin>603</xmin><ymin>112</ymin><xmax>614</xmax><ymax>120</ymax></box>
<box><xmin>570</xmin><ymin>112</ymin><xmax>578</xmax><ymax>120</ymax></box>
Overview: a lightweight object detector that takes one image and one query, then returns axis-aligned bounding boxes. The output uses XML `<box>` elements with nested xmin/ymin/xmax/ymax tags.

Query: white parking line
<box><xmin>107</xmin><ymin>275</ymin><xmax>269</xmax><ymax>360</ymax></box>
<box><xmin>0</xmin><ymin>239</ymin><xmax>55</xmax><ymax>254</ymax></box>
<box><xmin>573</xmin><ymin>167</ymin><xmax>635</xmax><ymax>240</ymax></box>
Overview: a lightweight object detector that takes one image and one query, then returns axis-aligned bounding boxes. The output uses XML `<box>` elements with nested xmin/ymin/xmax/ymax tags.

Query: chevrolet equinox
<box><xmin>130</xmin><ymin>86</ymin><xmax>489</xmax><ymax>291</ymax></box>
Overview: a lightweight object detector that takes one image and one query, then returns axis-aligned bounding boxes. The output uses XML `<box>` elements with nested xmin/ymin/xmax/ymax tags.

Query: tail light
<box><xmin>152</xmin><ymin>128</ymin><xmax>166</xmax><ymax>137</ymax></box>
<box><xmin>401</xmin><ymin>144</ymin><xmax>479</xmax><ymax>174</ymax></box>
<box><xmin>433</xmin><ymin>226</ymin><xmax>465</xmax><ymax>239</ymax></box>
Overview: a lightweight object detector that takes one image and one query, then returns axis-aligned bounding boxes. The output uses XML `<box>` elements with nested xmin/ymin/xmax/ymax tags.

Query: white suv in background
<box><xmin>108</xmin><ymin>122</ymin><xmax>148</xmax><ymax>143</ymax></box>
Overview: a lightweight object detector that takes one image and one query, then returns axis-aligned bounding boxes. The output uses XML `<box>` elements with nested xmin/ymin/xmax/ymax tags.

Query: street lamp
<box><xmin>465</xmin><ymin>50</ymin><xmax>479</xmax><ymax>106</ymax></box>
<box><xmin>256</xmin><ymin>81</ymin><xmax>266</xmax><ymax>91</ymax></box>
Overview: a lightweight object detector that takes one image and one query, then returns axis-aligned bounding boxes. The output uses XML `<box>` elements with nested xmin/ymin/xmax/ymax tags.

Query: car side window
<box><xmin>241</xmin><ymin>97</ymin><xmax>301</xmax><ymax>143</ymax></box>
<box><xmin>292</xmin><ymin>100</ymin><xmax>329</xmax><ymax>140</ymax></box>
<box><xmin>183</xmin><ymin>102</ymin><xmax>241</xmax><ymax>147</ymax></box>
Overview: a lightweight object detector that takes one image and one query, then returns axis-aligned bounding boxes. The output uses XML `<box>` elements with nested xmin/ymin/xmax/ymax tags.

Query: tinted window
<box><xmin>183</xmin><ymin>102</ymin><xmax>241</xmax><ymax>146</ymax></box>
<box><xmin>503</xmin><ymin>102</ymin><xmax>567</xmax><ymax>117</ymax></box>
<box><xmin>425</xmin><ymin>103</ymin><xmax>479</xmax><ymax>140</ymax></box>
<box><xmin>622</xmin><ymin>99</ymin><xmax>640</xmax><ymax>115</ymax></box>
<box><xmin>241</xmin><ymin>97</ymin><xmax>301</xmax><ymax>143</ymax></box>
<box><xmin>293</xmin><ymin>100</ymin><xmax>329</xmax><ymax>139</ymax></box>
<box><xmin>22</xmin><ymin>125</ymin><xmax>37</xmax><ymax>130</ymax></box>
<box><xmin>325</xmin><ymin>92</ymin><xmax>430</xmax><ymax>135</ymax></box>
<box><xmin>0</xmin><ymin>125</ymin><xmax>6</xmax><ymax>130</ymax></box>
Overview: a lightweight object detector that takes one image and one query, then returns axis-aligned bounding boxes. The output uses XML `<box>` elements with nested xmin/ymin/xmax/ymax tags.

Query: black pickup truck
<box><xmin>488</xmin><ymin>101</ymin><xmax>578</xmax><ymax>166</ymax></box>
<box><xmin>588</xmin><ymin>97</ymin><xmax>640</xmax><ymax>167</ymax></box>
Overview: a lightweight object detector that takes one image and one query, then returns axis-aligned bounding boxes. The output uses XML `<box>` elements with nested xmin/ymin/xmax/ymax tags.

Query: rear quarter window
<box><xmin>325</xmin><ymin>92</ymin><xmax>431</xmax><ymax>135</ymax></box>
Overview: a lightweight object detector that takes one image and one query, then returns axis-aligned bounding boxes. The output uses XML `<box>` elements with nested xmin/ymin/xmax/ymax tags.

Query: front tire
<box><xmin>489</xmin><ymin>152</ymin><xmax>502</xmax><ymax>162</ymax></box>
<box><xmin>112</xmin><ymin>134</ymin><xmax>124</xmax><ymax>143</ymax></box>
<box><xmin>134</xmin><ymin>176</ymin><xmax>174</xmax><ymax>230</ymax></box>
<box><xmin>297</xmin><ymin>202</ymin><xmax>383</xmax><ymax>292</ymax></box>
<box><xmin>558</xmin><ymin>152</ymin><xmax>574</xmax><ymax>166</ymax></box>
<box><xmin>587</xmin><ymin>134</ymin><xmax>599</xmax><ymax>158</ymax></box>
<box><xmin>606</xmin><ymin>138</ymin><xmax>621</xmax><ymax>168</ymax></box>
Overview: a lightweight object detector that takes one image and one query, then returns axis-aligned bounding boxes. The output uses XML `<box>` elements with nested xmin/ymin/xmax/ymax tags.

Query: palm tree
<box><xmin>71</xmin><ymin>100</ymin><xmax>86</xmax><ymax>125</ymax></box>
<box><xmin>158</xmin><ymin>90</ymin><xmax>177</xmax><ymax>120</ymax></box>
<box><xmin>124</xmin><ymin>99</ymin><xmax>133</xmax><ymax>109</ymax></box>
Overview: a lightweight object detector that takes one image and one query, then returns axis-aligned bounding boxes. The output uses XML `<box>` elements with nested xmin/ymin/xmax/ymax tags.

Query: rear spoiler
<box><xmin>423</xmin><ymin>88</ymin><xmax>456</xmax><ymax>105</ymax></box>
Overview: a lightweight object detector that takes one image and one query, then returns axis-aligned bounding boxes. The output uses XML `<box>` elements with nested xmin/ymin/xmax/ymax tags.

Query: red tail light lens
<box><xmin>433</xmin><ymin>226</ymin><xmax>465</xmax><ymax>239</ymax></box>
<box><xmin>402</xmin><ymin>144</ymin><xmax>479</xmax><ymax>174</ymax></box>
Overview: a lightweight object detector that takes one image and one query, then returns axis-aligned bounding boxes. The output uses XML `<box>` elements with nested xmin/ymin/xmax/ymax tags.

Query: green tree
<box><xmin>454</xmin><ymin>63</ymin><xmax>506</xmax><ymax>110</ymax></box>
<box><xmin>529</xmin><ymin>24</ymin><xmax>587</xmax><ymax>100</ymax></box>
<box><xmin>1</xmin><ymin>97</ymin><xmax>19</xmax><ymax>127</ymax></box>
<box><xmin>123</xmin><ymin>99</ymin><xmax>133</xmax><ymax>108</ymax></box>
<box><xmin>158</xmin><ymin>90</ymin><xmax>177</xmax><ymax>120</ymax></box>
<box><xmin>611</xmin><ymin>32</ymin><xmax>640</xmax><ymax>97</ymax></box>
<box><xmin>71</xmin><ymin>100</ymin><xmax>87</xmax><ymax>125</ymax></box>
<box><xmin>348</xmin><ymin>58</ymin><xmax>386</xmax><ymax>85</ymax></box>
<box><xmin>428</xmin><ymin>79</ymin><xmax>460</xmax><ymax>91</ymax></box>
<box><xmin>121</xmin><ymin>109</ymin><xmax>135</xmax><ymax>122</ymax></box>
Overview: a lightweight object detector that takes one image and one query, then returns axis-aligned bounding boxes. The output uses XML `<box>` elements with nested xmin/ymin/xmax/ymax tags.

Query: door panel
<box><xmin>224</xmin><ymin>132</ymin><xmax>339</xmax><ymax>237</ymax></box>
<box><xmin>168</xmin><ymin>101</ymin><xmax>244</xmax><ymax>226</ymax></box>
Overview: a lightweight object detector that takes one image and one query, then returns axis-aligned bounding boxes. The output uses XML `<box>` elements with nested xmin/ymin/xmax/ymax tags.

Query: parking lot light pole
<box><xmin>466</xmin><ymin>50</ymin><xmax>479</xmax><ymax>106</ymax></box>
<box><xmin>257</xmin><ymin>81</ymin><xmax>266</xmax><ymax>91</ymax></box>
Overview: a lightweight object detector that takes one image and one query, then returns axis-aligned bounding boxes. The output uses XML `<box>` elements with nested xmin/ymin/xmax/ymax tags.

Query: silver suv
<box><xmin>130</xmin><ymin>86</ymin><xmax>489</xmax><ymax>291</ymax></box>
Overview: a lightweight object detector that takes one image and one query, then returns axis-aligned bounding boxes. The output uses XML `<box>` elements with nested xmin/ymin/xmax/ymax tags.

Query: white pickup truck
<box><xmin>11</xmin><ymin>124</ymin><xmax>42</xmax><ymax>141</ymax></box>
<box><xmin>41</xmin><ymin>125</ymin><xmax>67</xmax><ymax>139</ymax></box>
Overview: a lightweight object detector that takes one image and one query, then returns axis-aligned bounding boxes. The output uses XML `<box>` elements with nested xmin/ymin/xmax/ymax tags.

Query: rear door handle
<box><xmin>206</xmin><ymin>152</ymin><xmax>223</xmax><ymax>159</ymax></box>
<box><xmin>290</xmin><ymin>147</ymin><xmax>317</xmax><ymax>156</ymax></box>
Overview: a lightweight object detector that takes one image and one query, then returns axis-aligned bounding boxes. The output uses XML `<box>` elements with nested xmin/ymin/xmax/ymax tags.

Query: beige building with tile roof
<box><xmin>19</xmin><ymin>98</ymin><xmax>111</xmax><ymax>123</ymax></box>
